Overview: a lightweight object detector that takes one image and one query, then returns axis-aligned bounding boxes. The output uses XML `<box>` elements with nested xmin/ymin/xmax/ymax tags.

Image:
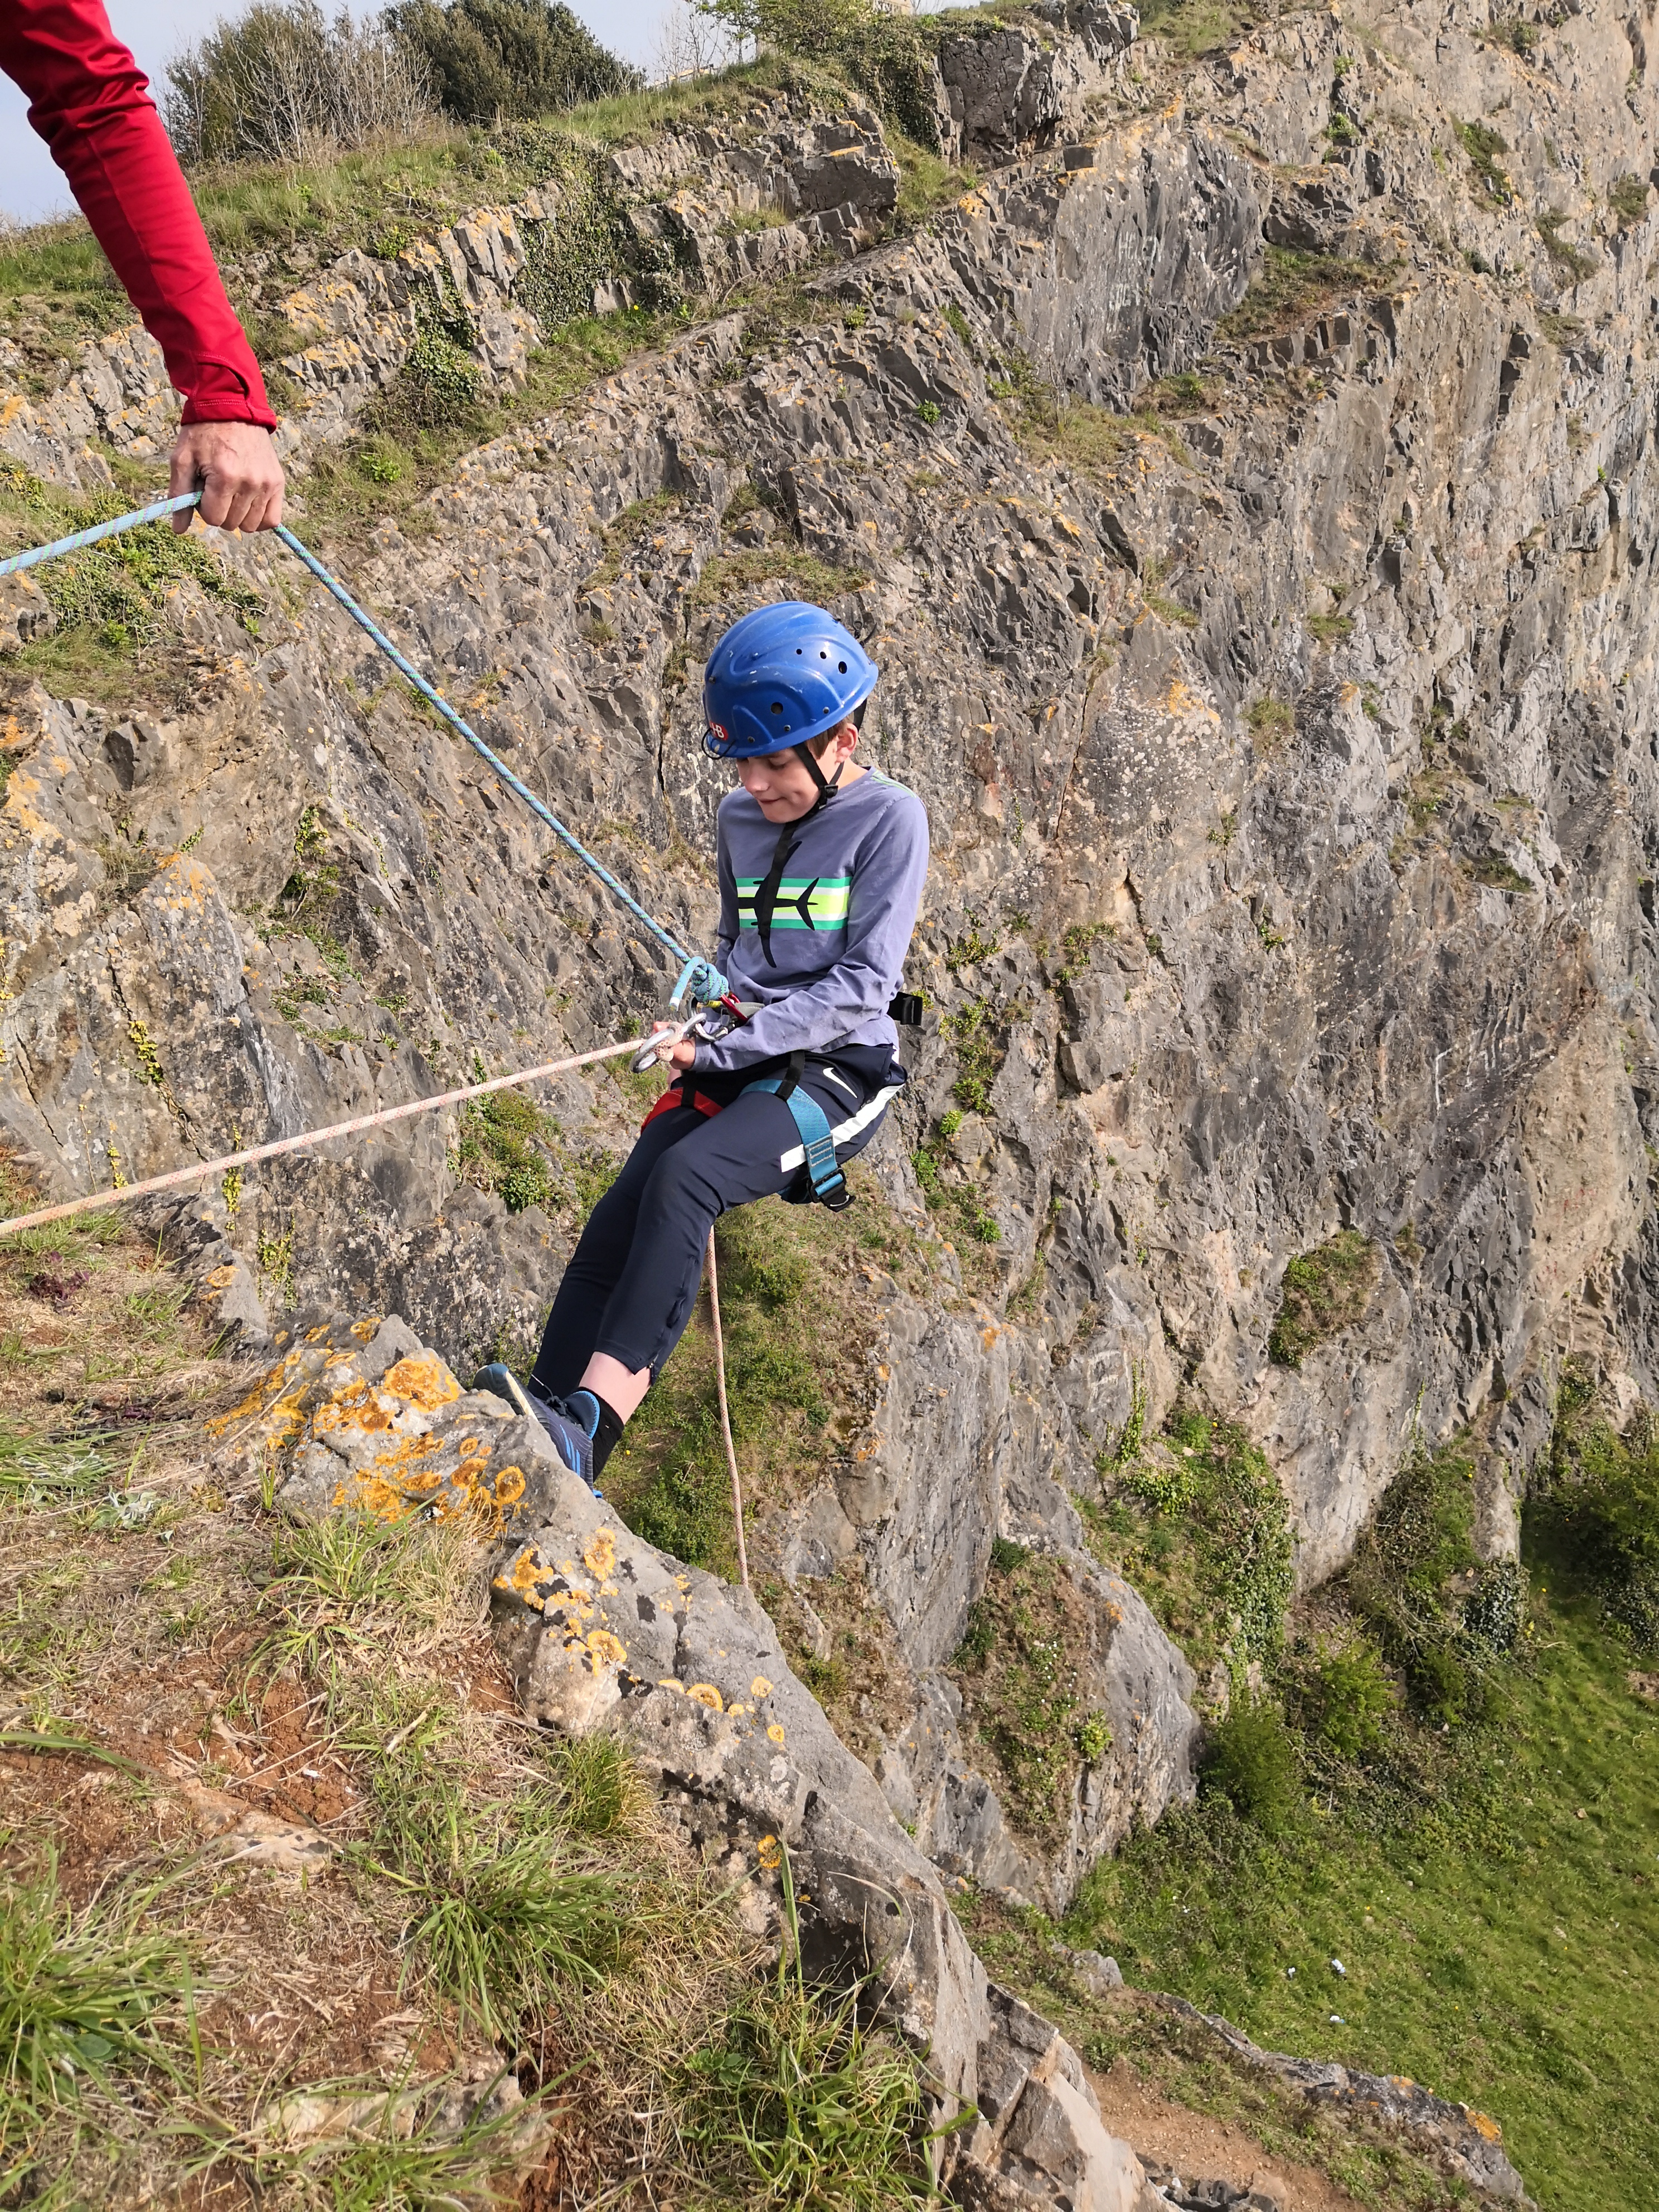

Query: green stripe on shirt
<box><xmin>735</xmin><ymin>876</ymin><xmax>851</xmax><ymax>930</ymax></box>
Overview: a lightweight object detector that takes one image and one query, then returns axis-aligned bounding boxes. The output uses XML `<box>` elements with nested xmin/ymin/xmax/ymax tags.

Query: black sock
<box><xmin>590</xmin><ymin>1394</ymin><xmax>627</xmax><ymax>1479</ymax></box>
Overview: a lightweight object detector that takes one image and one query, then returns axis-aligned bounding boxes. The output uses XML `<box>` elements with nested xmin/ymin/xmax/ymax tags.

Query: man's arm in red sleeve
<box><xmin>0</xmin><ymin>0</ymin><xmax>276</xmax><ymax>430</ymax></box>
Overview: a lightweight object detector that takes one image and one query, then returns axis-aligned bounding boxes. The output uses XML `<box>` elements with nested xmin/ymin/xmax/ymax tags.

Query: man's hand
<box><xmin>169</xmin><ymin>419</ymin><xmax>284</xmax><ymax>534</ymax></box>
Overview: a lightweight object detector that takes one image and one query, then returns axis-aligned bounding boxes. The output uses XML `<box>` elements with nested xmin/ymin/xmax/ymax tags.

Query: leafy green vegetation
<box><xmin>1536</xmin><ymin>1366</ymin><xmax>1659</xmax><ymax>1650</ymax></box>
<box><xmin>950</xmin><ymin>1540</ymin><xmax>1113</xmax><ymax>1843</ymax></box>
<box><xmin>941</xmin><ymin>994</ymin><xmax>1002</xmax><ymax>1115</ymax></box>
<box><xmin>1088</xmin><ymin>1407</ymin><xmax>1295</xmax><ymax>1679</ymax></box>
<box><xmin>1491</xmin><ymin>17</ymin><xmax>1540</xmax><ymax>57</ymax></box>
<box><xmin>1267</xmin><ymin>1228</ymin><xmax>1377</xmax><ymax>1368</ymax></box>
<box><xmin>691</xmin><ymin>545</ymin><xmax>873</xmax><ymax>613</ymax></box>
<box><xmin>1607</xmin><ymin>172</ymin><xmax>1651</xmax><ymax>225</ymax></box>
<box><xmin>1134</xmin><ymin>0</ymin><xmax>1259</xmax><ymax>60</ymax></box>
<box><xmin>598</xmin><ymin>1195</ymin><xmax>885</xmax><ymax>1575</ymax></box>
<box><xmin>388</xmin><ymin>0</ymin><xmax>639</xmax><ymax>123</ymax></box>
<box><xmin>1535</xmin><ymin>209</ymin><xmax>1594</xmax><ymax>280</ymax></box>
<box><xmin>1248</xmin><ymin>695</ymin><xmax>1294</xmax><ymax>751</ymax></box>
<box><xmin>1454</xmin><ymin>119</ymin><xmax>1513</xmax><ymax>204</ymax></box>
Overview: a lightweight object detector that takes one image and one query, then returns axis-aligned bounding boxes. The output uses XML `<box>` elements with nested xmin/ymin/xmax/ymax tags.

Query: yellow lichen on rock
<box><xmin>583</xmin><ymin>1527</ymin><xmax>617</xmax><ymax>1579</ymax></box>
<box><xmin>380</xmin><ymin>1354</ymin><xmax>462</xmax><ymax>1410</ymax></box>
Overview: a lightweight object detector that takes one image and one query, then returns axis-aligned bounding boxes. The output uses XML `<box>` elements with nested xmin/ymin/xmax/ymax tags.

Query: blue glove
<box><xmin>670</xmin><ymin>955</ymin><xmax>729</xmax><ymax>1010</ymax></box>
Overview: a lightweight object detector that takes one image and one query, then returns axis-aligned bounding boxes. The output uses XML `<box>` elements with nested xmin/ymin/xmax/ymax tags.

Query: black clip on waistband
<box><xmin>887</xmin><ymin>992</ymin><xmax>924</xmax><ymax>1029</ymax></box>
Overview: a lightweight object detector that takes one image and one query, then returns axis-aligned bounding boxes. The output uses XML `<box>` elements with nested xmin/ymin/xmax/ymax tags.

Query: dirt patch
<box><xmin>1090</xmin><ymin>2055</ymin><xmax>1367</xmax><ymax>2212</ymax></box>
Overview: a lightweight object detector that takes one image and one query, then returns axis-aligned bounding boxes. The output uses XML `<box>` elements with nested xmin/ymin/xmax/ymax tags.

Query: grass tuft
<box><xmin>1267</xmin><ymin>1228</ymin><xmax>1377</xmax><ymax>1368</ymax></box>
<box><xmin>0</xmin><ymin>1852</ymin><xmax>194</xmax><ymax>2193</ymax></box>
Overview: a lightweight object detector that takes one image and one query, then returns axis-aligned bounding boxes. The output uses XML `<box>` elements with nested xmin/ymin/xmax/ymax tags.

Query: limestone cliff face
<box><xmin>3</xmin><ymin>0</ymin><xmax>1658</xmax><ymax>1913</ymax></box>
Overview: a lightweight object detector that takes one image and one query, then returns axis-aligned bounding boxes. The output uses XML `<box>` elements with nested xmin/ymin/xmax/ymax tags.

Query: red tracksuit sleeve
<box><xmin>0</xmin><ymin>0</ymin><xmax>278</xmax><ymax>429</ymax></box>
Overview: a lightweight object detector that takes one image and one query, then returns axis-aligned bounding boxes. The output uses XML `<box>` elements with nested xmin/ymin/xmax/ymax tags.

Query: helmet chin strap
<box><xmin>792</xmin><ymin>740</ymin><xmax>845</xmax><ymax>817</ymax></box>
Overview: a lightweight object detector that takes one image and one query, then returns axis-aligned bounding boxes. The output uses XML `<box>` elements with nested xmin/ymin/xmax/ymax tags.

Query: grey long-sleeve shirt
<box><xmin>693</xmin><ymin>768</ymin><xmax>930</xmax><ymax>1073</ymax></box>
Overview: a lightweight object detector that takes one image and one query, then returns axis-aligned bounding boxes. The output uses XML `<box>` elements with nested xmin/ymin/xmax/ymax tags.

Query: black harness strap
<box><xmin>751</xmin><ymin>743</ymin><xmax>844</xmax><ymax>967</ymax></box>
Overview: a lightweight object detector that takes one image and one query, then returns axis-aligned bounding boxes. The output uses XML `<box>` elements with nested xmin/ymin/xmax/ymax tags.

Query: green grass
<box><xmin>1267</xmin><ymin>1228</ymin><xmax>1377</xmax><ymax>1368</ymax></box>
<box><xmin>1217</xmin><ymin>247</ymin><xmax>1395</xmax><ymax>344</ymax></box>
<box><xmin>0</xmin><ymin>464</ymin><xmax>263</xmax><ymax>705</ymax></box>
<box><xmin>1454</xmin><ymin>119</ymin><xmax>1512</xmax><ymax>205</ymax></box>
<box><xmin>675</xmin><ymin>1847</ymin><xmax>934</xmax><ymax>2206</ymax></box>
<box><xmin>363</xmin><ymin>1769</ymin><xmax>622</xmax><ymax>2036</ymax></box>
<box><xmin>0</xmin><ymin>1853</ymin><xmax>195</xmax><ymax>2196</ymax></box>
<box><xmin>1064</xmin><ymin>1551</ymin><xmax>1659</xmax><ymax>2212</ymax></box>
<box><xmin>0</xmin><ymin>1426</ymin><xmax>114</xmax><ymax>1506</ymax></box>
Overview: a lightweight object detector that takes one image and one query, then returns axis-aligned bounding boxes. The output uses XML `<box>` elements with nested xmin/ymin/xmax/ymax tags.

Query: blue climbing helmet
<box><xmin>702</xmin><ymin>602</ymin><xmax>879</xmax><ymax>759</ymax></box>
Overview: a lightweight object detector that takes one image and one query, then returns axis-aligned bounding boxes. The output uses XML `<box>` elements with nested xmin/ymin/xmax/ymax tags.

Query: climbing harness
<box><xmin>0</xmin><ymin>1013</ymin><xmax>705</xmax><ymax>1240</ymax></box>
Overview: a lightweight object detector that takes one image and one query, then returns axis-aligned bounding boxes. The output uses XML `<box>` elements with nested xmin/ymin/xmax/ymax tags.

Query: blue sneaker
<box><xmin>471</xmin><ymin>1364</ymin><xmax>597</xmax><ymax>1491</ymax></box>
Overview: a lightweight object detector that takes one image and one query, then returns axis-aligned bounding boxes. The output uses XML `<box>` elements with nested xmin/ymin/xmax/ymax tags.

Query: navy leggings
<box><xmin>531</xmin><ymin>1046</ymin><xmax>898</xmax><ymax>1396</ymax></box>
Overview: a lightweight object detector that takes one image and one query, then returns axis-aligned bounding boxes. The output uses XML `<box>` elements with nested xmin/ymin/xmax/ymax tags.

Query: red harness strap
<box><xmin>641</xmin><ymin>1082</ymin><xmax>724</xmax><ymax>1133</ymax></box>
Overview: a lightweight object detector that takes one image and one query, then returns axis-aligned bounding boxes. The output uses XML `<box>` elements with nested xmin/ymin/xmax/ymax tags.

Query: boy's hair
<box><xmin>804</xmin><ymin>712</ymin><xmax>861</xmax><ymax>759</ymax></box>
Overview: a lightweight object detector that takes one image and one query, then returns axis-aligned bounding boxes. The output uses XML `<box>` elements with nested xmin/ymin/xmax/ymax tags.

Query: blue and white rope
<box><xmin>0</xmin><ymin>487</ymin><xmax>695</xmax><ymax>969</ymax></box>
<box><xmin>0</xmin><ymin>492</ymin><xmax>201</xmax><ymax>579</ymax></box>
<box><xmin>272</xmin><ymin>523</ymin><xmax>695</xmax><ymax>969</ymax></box>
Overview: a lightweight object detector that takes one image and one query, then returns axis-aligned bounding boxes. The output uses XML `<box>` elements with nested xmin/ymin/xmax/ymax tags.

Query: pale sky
<box><xmin>0</xmin><ymin>0</ymin><xmax>968</xmax><ymax>225</ymax></box>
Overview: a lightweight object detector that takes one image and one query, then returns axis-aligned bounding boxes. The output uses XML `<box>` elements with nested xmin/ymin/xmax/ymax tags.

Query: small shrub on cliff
<box><xmin>1304</xmin><ymin>1638</ymin><xmax>1394</xmax><ymax>1758</ymax></box>
<box><xmin>1537</xmin><ymin>1389</ymin><xmax>1659</xmax><ymax>1652</ymax></box>
<box><xmin>1203</xmin><ymin>1696</ymin><xmax>1301</xmax><ymax>1833</ymax></box>
<box><xmin>1267</xmin><ymin>1228</ymin><xmax>1377</xmax><ymax>1368</ymax></box>
<box><xmin>1088</xmin><ymin>1409</ymin><xmax>1294</xmax><ymax>1680</ymax></box>
<box><xmin>1342</xmin><ymin>1435</ymin><xmax>1503</xmax><ymax>1721</ymax></box>
<box><xmin>1608</xmin><ymin>173</ymin><xmax>1651</xmax><ymax>225</ymax></box>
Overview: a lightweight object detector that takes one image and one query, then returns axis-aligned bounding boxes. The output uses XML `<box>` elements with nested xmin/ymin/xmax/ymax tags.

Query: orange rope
<box><xmin>0</xmin><ymin>1018</ymin><xmax>697</xmax><ymax>1241</ymax></box>
<box><xmin>705</xmin><ymin>1227</ymin><xmax>750</xmax><ymax>1590</ymax></box>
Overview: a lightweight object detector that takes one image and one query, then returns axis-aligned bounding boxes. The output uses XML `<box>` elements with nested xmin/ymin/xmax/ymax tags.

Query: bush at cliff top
<box><xmin>163</xmin><ymin>1</ymin><xmax>435</xmax><ymax>166</ymax></box>
<box><xmin>695</xmin><ymin>0</ymin><xmax>941</xmax><ymax>146</ymax></box>
<box><xmin>387</xmin><ymin>0</ymin><xmax>640</xmax><ymax>123</ymax></box>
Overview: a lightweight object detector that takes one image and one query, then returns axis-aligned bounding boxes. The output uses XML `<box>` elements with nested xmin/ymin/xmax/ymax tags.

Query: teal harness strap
<box><xmin>744</xmin><ymin>1064</ymin><xmax>852</xmax><ymax>1210</ymax></box>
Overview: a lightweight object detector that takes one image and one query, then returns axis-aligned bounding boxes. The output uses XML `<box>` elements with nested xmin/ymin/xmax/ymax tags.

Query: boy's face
<box><xmin>735</xmin><ymin>724</ymin><xmax>860</xmax><ymax>822</ymax></box>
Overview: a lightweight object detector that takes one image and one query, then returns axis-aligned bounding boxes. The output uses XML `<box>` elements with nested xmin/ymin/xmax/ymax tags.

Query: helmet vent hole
<box><xmin>769</xmin><ymin>701</ymin><xmax>783</xmax><ymax>712</ymax></box>
<box><xmin>838</xmin><ymin>661</ymin><xmax>847</xmax><ymax>672</ymax></box>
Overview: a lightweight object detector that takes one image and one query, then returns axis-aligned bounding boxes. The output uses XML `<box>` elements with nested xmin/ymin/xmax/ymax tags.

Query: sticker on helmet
<box><xmin>710</xmin><ymin>721</ymin><xmax>729</xmax><ymax>745</ymax></box>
